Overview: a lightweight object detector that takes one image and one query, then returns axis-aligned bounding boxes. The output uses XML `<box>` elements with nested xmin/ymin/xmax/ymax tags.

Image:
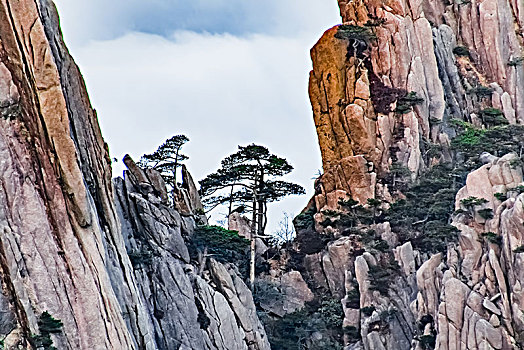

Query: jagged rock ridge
<box><xmin>0</xmin><ymin>1</ymin><xmax>270</xmax><ymax>349</ymax></box>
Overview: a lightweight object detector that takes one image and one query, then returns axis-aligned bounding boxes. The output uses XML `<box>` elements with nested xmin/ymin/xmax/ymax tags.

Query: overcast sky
<box><xmin>52</xmin><ymin>0</ymin><xmax>341</xmax><ymax>233</ymax></box>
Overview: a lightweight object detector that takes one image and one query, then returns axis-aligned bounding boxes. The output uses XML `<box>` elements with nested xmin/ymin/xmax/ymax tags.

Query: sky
<box><xmin>52</xmin><ymin>0</ymin><xmax>341</xmax><ymax>234</ymax></box>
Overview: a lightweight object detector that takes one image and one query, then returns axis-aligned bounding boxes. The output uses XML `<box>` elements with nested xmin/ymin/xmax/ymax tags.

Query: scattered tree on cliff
<box><xmin>138</xmin><ymin>134</ymin><xmax>189</xmax><ymax>201</ymax></box>
<box><xmin>199</xmin><ymin>144</ymin><xmax>305</xmax><ymax>287</ymax></box>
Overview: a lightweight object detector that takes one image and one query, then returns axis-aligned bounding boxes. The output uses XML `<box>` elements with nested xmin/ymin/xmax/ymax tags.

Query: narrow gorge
<box><xmin>0</xmin><ymin>0</ymin><xmax>522</xmax><ymax>349</ymax></box>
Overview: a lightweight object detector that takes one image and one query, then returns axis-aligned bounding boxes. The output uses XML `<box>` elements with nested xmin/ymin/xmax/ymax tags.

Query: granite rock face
<box><xmin>112</xmin><ymin>157</ymin><xmax>270</xmax><ymax>350</ymax></box>
<box><xmin>294</xmin><ymin>0</ymin><xmax>524</xmax><ymax>348</ymax></box>
<box><xmin>0</xmin><ymin>1</ymin><xmax>270</xmax><ymax>349</ymax></box>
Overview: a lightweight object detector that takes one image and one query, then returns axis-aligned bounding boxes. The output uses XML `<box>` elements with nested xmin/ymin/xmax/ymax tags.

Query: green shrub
<box><xmin>425</xmin><ymin>142</ymin><xmax>444</xmax><ymax>160</ymax></box>
<box><xmin>395</xmin><ymin>91</ymin><xmax>424</xmax><ymax>114</ymax></box>
<box><xmin>467</xmin><ymin>86</ymin><xmax>493</xmax><ymax>98</ymax></box>
<box><xmin>361</xmin><ymin>305</ymin><xmax>376</xmax><ymax>316</ymax></box>
<box><xmin>477</xmin><ymin>208</ymin><xmax>494</xmax><ymax>220</ymax></box>
<box><xmin>385</xmin><ymin>162</ymin><xmax>412</xmax><ymax>191</ymax></box>
<box><xmin>417</xmin><ymin>314</ymin><xmax>434</xmax><ymax>331</ymax></box>
<box><xmin>481</xmin><ymin>108</ymin><xmax>508</xmax><ymax>127</ymax></box>
<box><xmin>261</xmin><ymin>295</ymin><xmax>344</xmax><ymax>350</ymax></box>
<box><xmin>346</xmin><ymin>287</ymin><xmax>361</xmax><ymax>309</ymax></box>
<box><xmin>419</xmin><ymin>334</ymin><xmax>436</xmax><ymax>349</ymax></box>
<box><xmin>509</xmin><ymin>185</ymin><xmax>524</xmax><ymax>194</ymax></box>
<box><xmin>384</xmin><ymin>164</ymin><xmax>462</xmax><ymax>254</ymax></box>
<box><xmin>368</xmin><ymin>72</ymin><xmax>407</xmax><ymax>114</ymax></box>
<box><xmin>319</xmin><ymin>198</ymin><xmax>376</xmax><ymax>230</ymax></box>
<box><xmin>364</xmin><ymin>15</ymin><xmax>387</xmax><ymax>27</ymax></box>
<box><xmin>335</xmin><ymin>25</ymin><xmax>377</xmax><ymax>43</ymax></box>
<box><xmin>510</xmin><ymin>158</ymin><xmax>523</xmax><ymax>169</ymax></box>
<box><xmin>38</xmin><ymin>312</ymin><xmax>63</xmax><ymax>334</ymax></box>
<box><xmin>128</xmin><ymin>249</ymin><xmax>153</xmax><ymax>268</ymax></box>
<box><xmin>379</xmin><ymin>308</ymin><xmax>398</xmax><ymax>321</ymax></box>
<box><xmin>451</xmin><ymin>124</ymin><xmax>524</xmax><ymax>165</ymax></box>
<box><xmin>360</xmin><ymin>230</ymin><xmax>390</xmax><ymax>252</ymax></box>
<box><xmin>508</xmin><ymin>57</ymin><xmax>524</xmax><ymax>66</ymax></box>
<box><xmin>319</xmin><ymin>297</ymin><xmax>344</xmax><ymax>329</ymax></box>
<box><xmin>259</xmin><ymin>308</ymin><xmax>310</xmax><ymax>349</ymax></box>
<box><xmin>451</xmin><ymin>124</ymin><xmax>486</xmax><ymax>149</ymax></box>
<box><xmin>30</xmin><ymin>312</ymin><xmax>63</xmax><ymax>350</ymax></box>
<box><xmin>482</xmin><ymin>232</ymin><xmax>502</xmax><ymax>245</ymax></box>
<box><xmin>513</xmin><ymin>245</ymin><xmax>524</xmax><ymax>253</ymax></box>
<box><xmin>254</xmin><ymin>279</ymin><xmax>283</xmax><ymax>307</ymax></box>
<box><xmin>368</xmin><ymin>258</ymin><xmax>400</xmax><ymax>295</ymax></box>
<box><xmin>480</xmin><ymin>107</ymin><xmax>503</xmax><ymax>116</ymax></box>
<box><xmin>188</xmin><ymin>225</ymin><xmax>249</xmax><ymax>275</ymax></box>
<box><xmin>453</xmin><ymin>46</ymin><xmax>470</xmax><ymax>56</ymax></box>
<box><xmin>343</xmin><ymin>325</ymin><xmax>361</xmax><ymax>343</ymax></box>
<box><xmin>461</xmin><ymin>196</ymin><xmax>488</xmax><ymax>207</ymax></box>
<box><xmin>413</xmin><ymin>221</ymin><xmax>460</xmax><ymax>253</ymax></box>
<box><xmin>294</xmin><ymin>207</ymin><xmax>316</xmax><ymax>230</ymax></box>
<box><xmin>494</xmin><ymin>192</ymin><xmax>507</xmax><ymax>201</ymax></box>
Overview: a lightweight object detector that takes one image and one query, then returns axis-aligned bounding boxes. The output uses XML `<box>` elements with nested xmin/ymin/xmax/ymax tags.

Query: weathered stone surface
<box><xmin>259</xmin><ymin>270</ymin><xmax>314</xmax><ymax>317</ymax></box>
<box><xmin>228</xmin><ymin>213</ymin><xmax>268</xmax><ymax>256</ymax></box>
<box><xmin>0</xmin><ymin>0</ymin><xmax>138</xmax><ymax>347</ymax></box>
<box><xmin>0</xmin><ymin>1</ymin><xmax>273</xmax><ymax>349</ymax></box>
<box><xmin>301</xmin><ymin>0</ymin><xmax>524</xmax><ymax>346</ymax></box>
<box><xmin>113</xmin><ymin>162</ymin><xmax>271</xmax><ymax>350</ymax></box>
<box><xmin>2</xmin><ymin>0</ymin><xmax>524</xmax><ymax>348</ymax></box>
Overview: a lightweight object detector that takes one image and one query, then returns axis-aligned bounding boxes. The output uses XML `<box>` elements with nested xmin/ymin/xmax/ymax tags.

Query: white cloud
<box><xmin>53</xmin><ymin>0</ymin><xmax>340</xmax><ymax>45</ymax></box>
<box><xmin>52</xmin><ymin>0</ymin><xmax>341</xmax><ymax>233</ymax></box>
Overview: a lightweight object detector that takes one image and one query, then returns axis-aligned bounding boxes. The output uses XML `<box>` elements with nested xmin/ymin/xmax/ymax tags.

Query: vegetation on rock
<box><xmin>394</xmin><ymin>91</ymin><xmax>424</xmax><ymax>114</ymax></box>
<box><xmin>199</xmin><ymin>144</ymin><xmax>305</xmax><ymax>285</ymax></box>
<box><xmin>385</xmin><ymin>164</ymin><xmax>461</xmax><ymax>253</ymax></box>
<box><xmin>334</xmin><ymin>25</ymin><xmax>377</xmax><ymax>44</ymax></box>
<box><xmin>453</xmin><ymin>45</ymin><xmax>470</xmax><ymax>56</ymax></box>
<box><xmin>467</xmin><ymin>85</ymin><xmax>493</xmax><ymax>98</ymax></box>
<box><xmin>138</xmin><ymin>134</ymin><xmax>189</xmax><ymax>202</ymax></box>
<box><xmin>508</xmin><ymin>56</ymin><xmax>524</xmax><ymax>66</ymax></box>
<box><xmin>188</xmin><ymin>225</ymin><xmax>250</xmax><ymax>275</ymax></box>
<box><xmin>30</xmin><ymin>311</ymin><xmax>63</xmax><ymax>350</ymax></box>
<box><xmin>259</xmin><ymin>294</ymin><xmax>344</xmax><ymax>350</ymax></box>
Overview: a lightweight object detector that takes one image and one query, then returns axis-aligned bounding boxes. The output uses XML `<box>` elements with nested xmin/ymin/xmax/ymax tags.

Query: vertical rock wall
<box><xmin>0</xmin><ymin>0</ymin><xmax>133</xmax><ymax>347</ymax></box>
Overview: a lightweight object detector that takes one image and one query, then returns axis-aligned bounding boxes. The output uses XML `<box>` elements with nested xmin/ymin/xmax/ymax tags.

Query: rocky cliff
<box><xmin>0</xmin><ymin>1</ymin><xmax>270</xmax><ymax>349</ymax></box>
<box><xmin>1</xmin><ymin>0</ymin><xmax>524</xmax><ymax>349</ymax></box>
<box><xmin>274</xmin><ymin>0</ymin><xmax>524</xmax><ymax>348</ymax></box>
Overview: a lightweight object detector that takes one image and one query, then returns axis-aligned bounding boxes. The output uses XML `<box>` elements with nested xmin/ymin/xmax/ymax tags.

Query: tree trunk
<box><xmin>257</xmin><ymin>172</ymin><xmax>265</xmax><ymax>239</ymax></box>
<box><xmin>249</xmin><ymin>180</ymin><xmax>258</xmax><ymax>290</ymax></box>
<box><xmin>174</xmin><ymin>148</ymin><xmax>179</xmax><ymax>184</ymax></box>
<box><xmin>171</xmin><ymin>169</ymin><xmax>177</xmax><ymax>207</ymax></box>
<box><xmin>228</xmin><ymin>185</ymin><xmax>234</xmax><ymax>217</ymax></box>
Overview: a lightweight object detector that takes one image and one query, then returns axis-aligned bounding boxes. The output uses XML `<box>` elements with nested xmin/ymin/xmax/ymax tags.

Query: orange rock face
<box><xmin>310</xmin><ymin>0</ymin><xmax>523</xmax><ymax>211</ymax></box>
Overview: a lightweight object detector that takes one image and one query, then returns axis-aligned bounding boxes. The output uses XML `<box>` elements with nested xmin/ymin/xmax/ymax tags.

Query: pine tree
<box><xmin>199</xmin><ymin>144</ymin><xmax>305</xmax><ymax>287</ymax></box>
<box><xmin>138</xmin><ymin>134</ymin><xmax>189</xmax><ymax>202</ymax></box>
